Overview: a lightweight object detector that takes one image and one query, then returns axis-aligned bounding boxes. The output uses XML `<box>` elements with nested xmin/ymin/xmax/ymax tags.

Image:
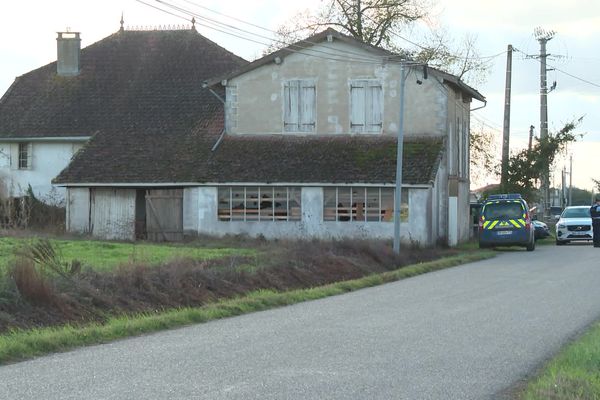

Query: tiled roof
<box><xmin>0</xmin><ymin>29</ymin><xmax>247</xmax><ymax>138</ymax></box>
<box><xmin>53</xmin><ymin>133</ymin><xmax>443</xmax><ymax>185</ymax></box>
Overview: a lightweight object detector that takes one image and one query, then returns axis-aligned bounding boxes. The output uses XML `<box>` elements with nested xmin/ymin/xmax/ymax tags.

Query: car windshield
<box><xmin>561</xmin><ymin>208</ymin><xmax>591</xmax><ymax>218</ymax></box>
<box><xmin>483</xmin><ymin>202</ymin><xmax>524</xmax><ymax>219</ymax></box>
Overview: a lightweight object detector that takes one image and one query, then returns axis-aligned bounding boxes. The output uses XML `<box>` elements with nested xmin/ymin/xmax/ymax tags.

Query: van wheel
<box><xmin>526</xmin><ymin>237</ymin><xmax>535</xmax><ymax>251</ymax></box>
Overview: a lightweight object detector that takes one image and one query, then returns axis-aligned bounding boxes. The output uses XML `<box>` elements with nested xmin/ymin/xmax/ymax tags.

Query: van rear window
<box><xmin>483</xmin><ymin>202</ymin><xmax>524</xmax><ymax>219</ymax></box>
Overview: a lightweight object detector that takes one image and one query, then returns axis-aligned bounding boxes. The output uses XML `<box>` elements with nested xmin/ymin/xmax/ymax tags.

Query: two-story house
<box><xmin>0</xmin><ymin>33</ymin><xmax>90</xmax><ymax>203</ymax></box>
<box><xmin>55</xmin><ymin>28</ymin><xmax>484</xmax><ymax>245</ymax></box>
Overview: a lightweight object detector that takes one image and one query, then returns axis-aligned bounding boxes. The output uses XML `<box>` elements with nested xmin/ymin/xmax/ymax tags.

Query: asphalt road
<box><xmin>2</xmin><ymin>244</ymin><xmax>600</xmax><ymax>400</ymax></box>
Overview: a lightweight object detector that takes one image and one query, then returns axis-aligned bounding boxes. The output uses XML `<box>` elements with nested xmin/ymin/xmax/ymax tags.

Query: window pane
<box><xmin>218</xmin><ymin>187</ymin><xmax>231</xmax><ymax>221</ymax></box>
<box><xmin>336</xmin><ymin>187</ymin><xmax>352</xmax><ymax>221</ymax></box>
<box><xmin>366</xmin><ymin>188</ymin><xmax>381</xmax><ymax>221</ymax></box>
<box><xmin>381</xmin><ymin>188</ymin><xmax>394</xmax><ymax>222</ymax></box>
<box><xmin>231</xmin><ymin>187</ymin><xmax>245</xmax><ymax>221</ymax></box>
<box><xmin>400</xmin><ymin>190</ymin><xmax>409</xmax><ymax>222</ymax></box>
<box><xmin>18</xmin><ymin>142</ymin><xmax>28</xmax><ymax>169</ymax></box>
<box><xmin>273</xmin><ymin>187</ymin><xmax>288</xmax><ymax>221</ymax></box>
<box><xmin>259</xmin><ymin>186</ymin><xmax>274</xmax><ymax>220</ymax></box>
<box><xmin>323</xmin><ymin>188</ymin><xmax>337</xmax><ymax>221</ymax></box>
<box><xmin>245</xmin><ymin>187</ymin><xmax>259</xmax><ymax>221</ymax></box>
<box><xmin>352</xmin><ymin>187</ymin><xmax>366</xmax><ymax>221</ymax></box>
<box><xmin>289</xmin><ymin>187</ymin><xmax>301</xmax><ymax>221</ymax></box>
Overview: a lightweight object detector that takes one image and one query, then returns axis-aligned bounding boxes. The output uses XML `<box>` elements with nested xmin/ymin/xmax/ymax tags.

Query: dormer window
<box><xmin>350</xmin><ymin>79</ymin><xmax>383</xmax><ymax>134</ymax></box>
<box><xmin>283</xmin><ymin>80</ymin><xmax>316</xmax><ymax>133</ymax></box>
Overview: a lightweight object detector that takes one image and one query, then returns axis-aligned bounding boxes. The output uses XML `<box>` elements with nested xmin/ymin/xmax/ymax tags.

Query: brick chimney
<box><xmin>56</xmin><ymin>32</ymin><xmax>81</xmax><ymax>76</ymax></box>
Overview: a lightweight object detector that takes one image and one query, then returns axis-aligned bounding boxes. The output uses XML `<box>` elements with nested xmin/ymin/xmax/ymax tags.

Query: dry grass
<box><xmin>0</xmin><ymin>237</ymin><xmax>459</xmax><ymax>333</ymax></box>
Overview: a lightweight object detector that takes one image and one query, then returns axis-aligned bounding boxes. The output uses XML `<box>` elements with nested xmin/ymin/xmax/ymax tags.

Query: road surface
<box><xmin>2</xmin><ymin>244</ymin><xmax>600</xmax><ymax>399</ymax></box>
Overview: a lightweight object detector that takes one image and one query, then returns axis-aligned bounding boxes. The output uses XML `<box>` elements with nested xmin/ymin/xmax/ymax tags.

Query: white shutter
<box><xmin>300</xmin><ymin>81</ymin><xmax>315</xmax><ymax>132</ymax></box>
<box><xmin>366</xmin><ymin>83</ymin><xmax>383</xmax><ymax>132</ymax></box>
<box><xmin>284</xmin><ymin>81</ymin><xmax>299</xmax><ymax>132</ymax></box>
<box><xmin>350</xmin><ymin>81</ymin><xmax>366</xmax><ymax>133</ymax></box>
<box><xmin>9</xmin><ymin>143</ymin><xmax>18</xmax><ymax>170</ymax></box>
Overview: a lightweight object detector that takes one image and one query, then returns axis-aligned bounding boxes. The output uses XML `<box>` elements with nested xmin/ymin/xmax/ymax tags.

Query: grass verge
<box><xmin>0</xmin><ymin>237</ymin><xmax>254</xmax><ymax>272</ymax></box>
<box><xmin>0</xmin><ymin>250</ymin><xmax>494</xmax><ymax>365</ymax></box>
<box><xmin>520</xmin><ymin>321</ymin><xmax>600</xmax><ymax>399</ymax></box>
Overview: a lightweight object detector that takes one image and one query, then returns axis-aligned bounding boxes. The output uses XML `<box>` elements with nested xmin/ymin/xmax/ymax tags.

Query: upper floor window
<box><xmin>283</xmin><ymin>80</ymin><xmax>316</xmax><ymax>133</ymax></box>
<box><xmin>18</xmin><ymin>142</ymin><xmax>32</xmax><ymax>170</ymax></box>
<box><xmin>350</xmin><ymin>80</ymin><xmax>383</xmax><ymax>134</ymax></box>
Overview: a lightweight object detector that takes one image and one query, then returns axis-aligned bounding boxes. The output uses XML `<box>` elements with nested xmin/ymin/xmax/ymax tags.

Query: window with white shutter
<box><xmin>283</xmin><ymin>80</ymin><xmax>316</xmax><ymax>132</ymax></box>
<box><xmin>350</xmin><ymin>80</ymin><xmax>383</xmax><ymax>133</ymax></box>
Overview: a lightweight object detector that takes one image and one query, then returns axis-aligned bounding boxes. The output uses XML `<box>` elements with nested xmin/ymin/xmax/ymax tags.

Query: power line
<box><xmin>149</xmin><ymin>0</ymin><xmax>505</xmax><ymax>65</ymax></box>
<box><xmin>154</xmin><ymin>0</ymin><xmax>392</xmax><ymax>63</ymax></box>
<box><xmin>514</xmin><ymin>48</ymin><xmax>600</xmax><ymax>89</ymax></box>
<box><xmin>138</xmin><ymin>0</ymin><xmax>388</xmax><ymax>65</ymax></box>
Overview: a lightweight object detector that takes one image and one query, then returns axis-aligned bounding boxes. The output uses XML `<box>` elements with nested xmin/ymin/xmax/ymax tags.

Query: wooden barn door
<box><xmin>145</xmin><ymin>189</ymin><xmax>183</xmax><ymax>242</ymax></box>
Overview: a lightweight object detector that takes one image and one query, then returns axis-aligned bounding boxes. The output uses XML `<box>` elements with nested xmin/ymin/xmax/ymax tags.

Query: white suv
<box><xmin>555</xmin><ymin>206</ymin><xmax>593</xmax><ymax>245</ymax></box>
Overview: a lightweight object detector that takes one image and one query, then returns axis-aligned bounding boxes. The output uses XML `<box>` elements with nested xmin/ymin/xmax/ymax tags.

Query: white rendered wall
<box><xmin>191</xmin><ymin>186</ymin><xmax>432</xmax><ymax>245</ymax></box>
<box><xmin>0</xmin><ymin>141</ymin><xmax>83</xmax><ymax>203</ymax></box>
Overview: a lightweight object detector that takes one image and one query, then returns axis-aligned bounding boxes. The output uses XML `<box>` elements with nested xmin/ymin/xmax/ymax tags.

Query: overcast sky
<box><xmin>1</xmin><ymin>0</ymin><xmax>598</xmax><ymax>190</ymax></box>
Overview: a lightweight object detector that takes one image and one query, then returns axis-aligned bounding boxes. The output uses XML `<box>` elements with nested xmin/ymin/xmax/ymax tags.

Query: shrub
<box><xmin>12</xmin><ymin>258</ymin><xmax>54</xmax><ymax>304</ymax></box>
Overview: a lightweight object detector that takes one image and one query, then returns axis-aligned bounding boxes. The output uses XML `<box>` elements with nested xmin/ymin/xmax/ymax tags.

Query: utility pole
<box><xmin>535</xmin><ymin>27</ymin><xmax>555</xmax><ymax>218</ymax></box>
<box><xmin>393</xmin><ymin>62</ymin><xmax>427</xmax><ymax>254</ymax></box>
<box><xmin>528</xmin><ymin>125</ymin><xmax>535</xmax><ymax>154</ymax></box>
<box><xmin>393</xmin><ymin>61</ymin><xmax>406</xmax><ymax>255</ymax></box>
<box><xmin>561</xmin><ymin>167</ymin><xmax>566</xmax><ymax>208</ymax></box>
<box><xmin>501</xmin><ymin>45</ymin><xmax>513</xmax><ymax>188</ymax></box>
<box><xmin>569</xmin><ymin>154</ymin><xmax>573</xmax><ymax>206</ymax></box>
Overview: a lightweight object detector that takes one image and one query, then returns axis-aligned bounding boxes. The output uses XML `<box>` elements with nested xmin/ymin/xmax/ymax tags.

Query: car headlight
<box><xmin>557</xmin><ymin>224</ymin><xmax>565</xmax><ymax>229</ymax></box>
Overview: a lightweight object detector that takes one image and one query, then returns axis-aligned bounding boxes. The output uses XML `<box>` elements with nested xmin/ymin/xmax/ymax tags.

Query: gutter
<box><xmin>0</xmin><ymin>136</ymin><xmax>91</xmax><ymax>142</ymax></box>
<box><xmin>470</xmin><ymin>100</ymin><xmax>487</xmax><ymax>112</ymax></box>
<box><xmin>54</xmin><ymin>182</ymin><xmax>433</xmax><ymax>188</ymax></box>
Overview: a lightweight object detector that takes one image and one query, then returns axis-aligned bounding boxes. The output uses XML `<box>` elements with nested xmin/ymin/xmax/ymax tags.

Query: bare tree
<box><xmin>412</xmin><ymin>28</ymin><xmax>492</xmax><ymax>86</ymax></box>
<box><xmin>265</xmin><ymin>0</ymin><xmax>429</xmax><ymax>53</ymax></box>
<box><xmin>265</xmin><ymin>0</ymin><xmax>490</xmax><ymax>85</ymax></box>
<box><xmin>470</xmin><ymin>123</ymin><xmax>500</xmax><ymax>187</ymax></box>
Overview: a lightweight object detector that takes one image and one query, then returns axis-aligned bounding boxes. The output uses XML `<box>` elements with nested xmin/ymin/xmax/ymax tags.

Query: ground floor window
<box><xmin>218</xmin><ymin>187</ymin><xmax>301</xmax><ymax>222</ymax></box>
<box><xmin>323</xmin><ymin>187</ymin><xmax>408</xmax><ymax>222</ymax></box>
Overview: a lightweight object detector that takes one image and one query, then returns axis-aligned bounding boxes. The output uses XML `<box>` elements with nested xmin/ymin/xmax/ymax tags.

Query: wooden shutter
<box><xmin>366</xmin><ymin>83</ymin><xmax>383</xmax><ymax>132</ymax></box>
<box><xmin>284</xmin><ymin>81</ymin><xmax>299</xmax><ymax>132</ymax></box>
<box><xmin>350</xmin><ymin>81</ymin><xmax>366</xmax><ymax>133</ymax></box>
<box><xmin>300</xmin><ymin>81</ymin><xmax>316</xmax><ymax>132</ymax></box>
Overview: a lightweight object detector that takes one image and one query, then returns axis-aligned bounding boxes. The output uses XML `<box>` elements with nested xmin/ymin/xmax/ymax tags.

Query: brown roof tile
<box><xmin>53</xmin><ymin>133</ymin><xmax>443</xmax><ymax>185</ymax></box>
<box><xmin>0</xmin><ymin>29</ymin><xmax>247</xmax><ymax>138</ymax></box>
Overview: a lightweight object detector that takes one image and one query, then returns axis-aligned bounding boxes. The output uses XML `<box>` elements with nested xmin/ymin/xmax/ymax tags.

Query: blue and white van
<box><xmin>478</xmin><ymin>194</ymin><xmax>535</xmax><ymax>251</ymax></box>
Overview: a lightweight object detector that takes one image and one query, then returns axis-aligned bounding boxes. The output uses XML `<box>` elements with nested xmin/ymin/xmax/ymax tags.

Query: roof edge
<box><xmin>207</xmin><ymin>28</ymin><xmax>394</xmax><ymax>86</ymax></box>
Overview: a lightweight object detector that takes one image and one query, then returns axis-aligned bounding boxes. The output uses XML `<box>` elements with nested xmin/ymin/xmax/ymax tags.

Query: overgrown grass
<box><xmin>521</xmin><ymin>321</ymin><xmax>600</xmax><ymax>400</ymax></box>
<box><xmin>0</xmin><ymin>250</ymin><xmax>494</xmax><ymax>365</ymax></box>
<box><xmin>0</xmin><ymin>237</ymin><xmax>255</xmax><ymax>272</ymax></box>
